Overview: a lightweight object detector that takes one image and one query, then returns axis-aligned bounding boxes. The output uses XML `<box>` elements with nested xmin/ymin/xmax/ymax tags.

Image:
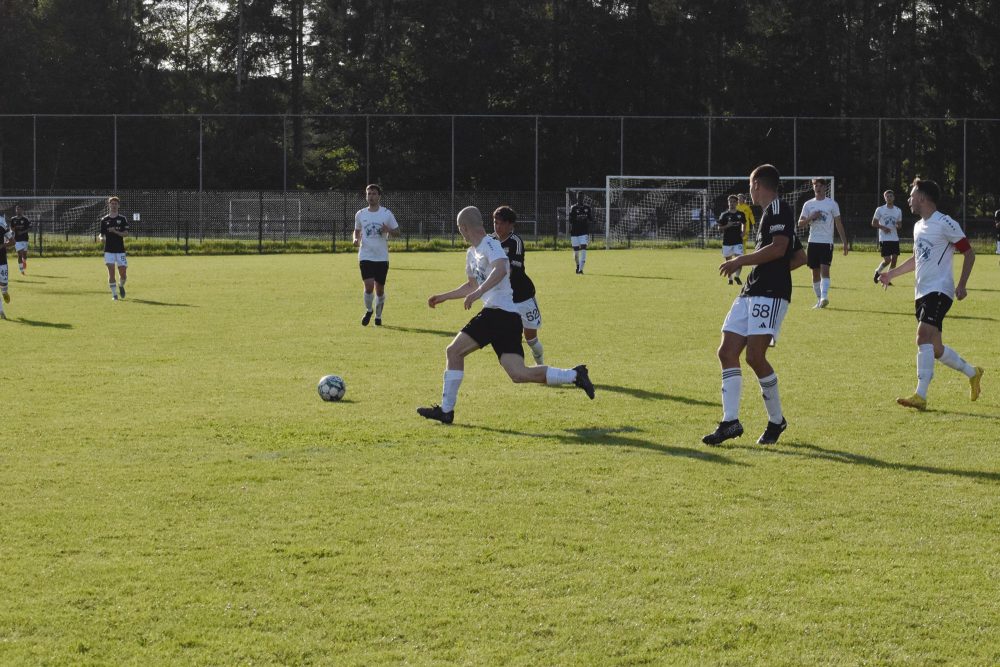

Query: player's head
<box><xmin>908</xmin><ymin>177</ymin><xmax>940</xmax><ymax>217</ymax></box>
<box><xmin>737</xmin><ymin>193</ymin><xmax>746</xmax><ymax>203</ymax></box>
<box><xmin>492</xmin><ymin>205</ymin><xmax>517</xmax><ymax>237</ymax></box>
<box><xmin>883</xmin><ymin>189</ymin><xmax>895</xmax><ymax>204</ymax></box>
<box><xmin>727</xmin><ymin>194</ymin><xmax>738</xmax><ymax>210</ymax></box>
<box><xmin>14</xmin><ymin>203</ymin><xmax>22</xmax><ymax>214</ymax></box>
<box><xmin>365</xmin><ymin>184</ymin><xmax>382</xmax><ymax>206</ymax></box>
<box><xmin>749</xmin><ymin>164</ymin><xmax>780</xmax><ymax>205</ymax></box>
<box><xmin>994</xmin><ymin>208</ymin><xmax>1000</xmax><ymax>221</ymax></box>
<box><xmin>456</xmin><ymin>206</ymin><xmax>484</xmax><ymax>242</ymax></box>
<box><xmin>108</xmin><ymin>196</ymin><xmax>120</xmax><ymax>213</ymax></box>
<box><xmin>811</xmin><ymin>177</ymin><xmax>828</xmax><ymax>197</ymax></box>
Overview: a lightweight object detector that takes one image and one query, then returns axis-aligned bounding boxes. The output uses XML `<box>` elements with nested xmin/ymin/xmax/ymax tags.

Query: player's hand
<box><xmin>878</xmin><ymin>272</ymin><xmax>892</xmax><ymax>289</ymax></box>
<box><xmin>352</xmin><ymin>238</ymin><xmax>360</xmax><ymax>247</ymax></box>
<box><xmin>463</xmin><ymin>292</ymin><xmax>479</xmax><ymax>310</ymax></box>
<box><xmin>427</xmin><ymin>294</ymin><xmax>444</xmax><ymax>308</ymax></box>
<box><xmin>719</xmin><ymin>257</ymin><xmax>741</xmax><ymax>277</ymax></box>
<box><xmin>843</xmin><ymin>245</ymin><xmax>849</xmax><ymax>256</ymax></box>
<box><xmin>955</xmin><ymin>285</ymin><xmax>968</xmax><ymax>301</ymax></box>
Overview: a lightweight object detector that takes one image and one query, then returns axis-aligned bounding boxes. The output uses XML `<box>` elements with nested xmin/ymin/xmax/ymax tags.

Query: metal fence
<box><xmin>1</xmin><ymin>114</ymin><xmax>998</xmax><ymax>250</ymax></box>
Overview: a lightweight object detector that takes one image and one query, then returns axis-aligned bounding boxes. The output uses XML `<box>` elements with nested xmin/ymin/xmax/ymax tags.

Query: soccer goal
<box><xmin>603</xmin><ymin>176</ymin><xmax>835</xmax><ymax>249</ymax></box>
<box><xmin>0</xmin><ymin>195</ymin><xmax>110</xmax><ymax>249</ymax></box>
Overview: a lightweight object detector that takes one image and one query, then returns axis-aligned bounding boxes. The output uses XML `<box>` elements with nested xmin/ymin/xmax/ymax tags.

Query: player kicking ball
<box><xmin>417</xmin><ymin>206</ymin><xmax>594</xmax><ymax>424</ymax></box>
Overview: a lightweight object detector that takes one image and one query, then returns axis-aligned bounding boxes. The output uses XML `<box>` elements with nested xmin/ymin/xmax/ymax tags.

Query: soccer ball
<box><xmin>317</xmin><ymin>375</ymin><xmax>346</xmax><ymax>402</ymax></box>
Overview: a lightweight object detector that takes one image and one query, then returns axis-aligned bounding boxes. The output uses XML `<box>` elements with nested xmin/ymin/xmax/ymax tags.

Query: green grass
<box><xmin>1</xmin><ymin>248</ymin><xmax>997</xmax><ymax>665</ymax></box>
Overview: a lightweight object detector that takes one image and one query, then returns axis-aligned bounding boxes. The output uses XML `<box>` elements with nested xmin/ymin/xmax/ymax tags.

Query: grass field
<box><xmin>1</xmin><ymin>248</ymin><xmax>997</xmax><ymax>665</ymax></box>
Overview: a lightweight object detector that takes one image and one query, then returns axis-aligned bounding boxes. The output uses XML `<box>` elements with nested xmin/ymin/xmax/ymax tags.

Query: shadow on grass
<box><xmin>22</xmin><ymin>274</ymin><xmax>67</xmax><ymax>280</ymax></box>
<box><xmin>458</xmin><ymin>423</ymin><xmax>747</xmax><ymax>466</ymax></box>
<box><xmin>831</xmin><ymin>306</ymin><xmax>998</xmax><ymax>323</ymax></box>
<box><xmin>595</xmin><ymin>383</ymin><xmax>717</xmax><ymax>407</ymax></box>
<box><xmin>730</xmin><ymin>440</ymin><xmax>1000</xmax><ymax>482</ymax></box>
<box><xmin>381</xmin><ymin>325</ymin><xmax>455</xmax><ymax>338</ymax></box>
<box><xmin>592</xmin><ymin>273</ymin><xmax>671</xmax><ymax>281</ymax></box>
<box><xmin>128</xmin><ymin>298</ymin><xmax>197</xmax><ymax>308</ymax></box>
<box><xmin>390</xmin><ymin>266</ymin><xmax>445</xmax><ymax>272</ymax></box>
<box><xmin>9</xmin><ymin>317</ymin><xmax>73</xmax><ymax>329</ymax></box>
<box><xmin>12</xmin><ymin>279</ymin><xmax>47</xmax><ymax>284</ymax></box>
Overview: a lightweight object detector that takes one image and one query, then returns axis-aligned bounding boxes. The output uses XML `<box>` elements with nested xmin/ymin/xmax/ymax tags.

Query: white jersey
<box><xmin>354</xmin><ymin>206</ymin><xmax>399</xmax><ymax>262</ymax></box>
<box><xmin>913</xmin><ymin>211</ymin><xmax>967</xmax><ymax>300</ymax></box>
<box><xmin>800</xmin><ymin>197</ymin><xmax>841</xmax><ymax>244</ymax></box>
<box><xmin>466</xmin><ymin>236</ymin><xmax>516</xmax><ymax>312</ymax></box>
<box><xmin>873</xmin><ymin>205</ymin><xmax>902</xmax><ymax>242</ymax></box>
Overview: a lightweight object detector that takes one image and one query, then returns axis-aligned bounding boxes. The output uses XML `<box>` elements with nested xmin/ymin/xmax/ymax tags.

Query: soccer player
<box><xmin>0</xmin><ymin>214</ymin><xmax>13</xmax><ymax>318</ymax></box>
<box><xmin>99</xmin><ymin>196</ymin><xmax>129</xmax><ymax>301</ymax></box>
<box><xmin>9</xmin><ymin>204</ymin><xmax>31</xmax><ymax>275</ymax></box>
<box><xmin>736</xmin><ymin>193</ymin><xmax>756</xmax><ymax>245</ymax></box>
<box><xmin>717</xmin><ymin>195</ymin><xmax>746</xmax><ymax>285</ymax></box>
<box><xmin>567</xmin><ymin>194</ymin><xmax>592</xmax><ymax>274</ymax></box>
<box><xmin>490</xmin><ymin>205</ymin><xmax>545</xmax><ymax>364</ymax></box>
<box><xmin>878</xmin><ymin>178</ymin><xmax>983</xmax><ymax>410</ymax></box>
<box><xmin>417</xmin><ymin>206</ymin><xmax>594</xmax><ymax>424</ymax></box>
<box><xmin>994</xmin><ymin>209</ymin><xmax>1000</xmax><ymax>263</ymax></box>
<box><xmin>353</xmin><ymin>184</ymin><xmax>399</xmax><ymax>326</ymax></box>
<box><xmin>703</xmin><ymin>164</ymin><xmax>806</xmax><ymax>446</ymax></box>
<box><xmin>871</xmin><ymin>189</ymin><xmax>903</xmax><ymax>283</ymax></box>
<box><xmin>798</xmin><ymin>177</ymin><xmax>848</xmax><ymax>308</ymax></box>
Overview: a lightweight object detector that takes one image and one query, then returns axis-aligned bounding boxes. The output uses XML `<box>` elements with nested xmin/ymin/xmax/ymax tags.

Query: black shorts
<box><xmin>461</xmin><ymin>308</ymin><xmax>524</xmax><ymax>359</ymax></box>
<box><xmin>359</xmin><ymin>260</ymin><xmax>389</xmax><ymax>284</ymax></box>
<box><xmin>806</xmin><ymin>242</ymin><xmax>834</xmax><ymax>269</ymax></box>
<box><xmin>915</xmin><ymin>292</ymin><xmax>953</xmax><ymax>331</ymax></box>
<box><xmin>879</xmin><ymin>241</ymin><xmax>900</xmax><ymax>258</ymax></box>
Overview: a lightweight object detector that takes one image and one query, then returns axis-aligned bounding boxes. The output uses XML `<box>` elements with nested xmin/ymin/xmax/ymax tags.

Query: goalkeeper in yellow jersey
<box><xmin>736</xmin><ymin>193</ymin><xmax>756</xmax><ymax>244</ymax></box>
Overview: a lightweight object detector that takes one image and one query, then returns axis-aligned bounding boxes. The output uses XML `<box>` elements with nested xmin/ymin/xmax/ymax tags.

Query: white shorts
<box><xmin>995</xmin><ymin>241</ymin><xmax>1000</xmax><ymax>255</ymax></box>
<box><xmin>571</xmin><ymin>235</ymin><xmax>589</xmax><ymax>247</ymax></box>
<box><xmin>722</xmin><ymin>244</ymin><xmax>744</xmax><ymax>257</ymax></box>
<box><xmin>514</xmin><ymin>297</ymin><xmax>542</xmax><ymax>329</ymax></box>
<box><xmin>104</xmin><ymin>252</ymin><xmax>128</xmax><ymax>267</ymax></box>
<box><xmin>14</xmin><ymin>241</ymin><xmax>28</xmax><ymax>252</ymax></box>
<box><xmin>0</xmin><ymin>264</ymin><xmax>7</xmax><ymax>284</ymax></box>
<box><xmin>722</xmin><ymin>296</ymin><xmax>789</xmax><ymax>344</ymax></box>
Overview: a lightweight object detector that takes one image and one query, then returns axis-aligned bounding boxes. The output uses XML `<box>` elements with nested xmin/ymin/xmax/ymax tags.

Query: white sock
<box><xmin>545</xmin><ymin>367</ymin><xmax>576</xmax><ymax>385</ymax></box>
<box><xmin>580</xmin><ymin>249</ymin><xmax>587</xmax><ymax>270</ymax></box>
<box><xmin>820</xmin><ymin>278</ymin><xmax>830</xmax><ymax>300</ymax></box>
<box><xmin>375</xmin><ymin>294</ymin><xmax>386</xmax><ymax>318</ymax></box>
<box><xmin>938</xmin><ymin>346</ymin><xmax>975</xmax><ymax>378</ymax></box>
<box><xmin>721</xmin><ymin>367</ymin><xmax>742</xmax><ymax>422</ymax></box>
<box><xmin>441</xmin><ymin>370</ymin><xmax>463</xmax><ymax>412</ymax></box>
<box><xmin>758</xmin><ymin>373</ymin><xmax>782</xmax><ymax>423</ymax></box>
<box><xmin>876</xmin><ymin>260</ymin><xmax>888</xmax><ymax>273</ymax></box>
<box><xmin>109</xmin><ymin>282</ymin><xmax>117</xmax><ymax>296</ymax></box>
<box><xmin>119</xmin><ymin>275</ymin><xmax>127</xmax><ymax>286</ymax></box>
<box><xmin>363</xmin><ymin>291</ymin><xmax>374</xmax><ymax>312</ymax></box>
<box><xmin>525</xmin><ymin>337</ymin><xmax>544</xmax><ymax>364</ymax></box>
<box><xmin>813</xmin><ymin>282</ymin><xmax>822</xmax><ymax>299</ymax></box>
<box><xmin>916</xmin><ymin>344</ymin><xmax>935</xmax><ymax>398</ymax></box>
<box><xmin>734</xmin><ymin>267</ymin><xmax>742</xmax><ymax>279</ymax></box>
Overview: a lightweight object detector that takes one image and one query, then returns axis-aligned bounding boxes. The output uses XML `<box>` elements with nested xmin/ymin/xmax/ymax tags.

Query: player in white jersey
<box><xmin>878</xmin><ymin>178</ymin><xmax>983</xmax><ymax>410</ymax></box>
<box><xmin>0</xmin><ymin>214</ymin><xmax>13</xmax><ymax>319</ymax></box>
<box><xmin>353</xmin><ymin>184</ymin><xmax>399</xmax><ymax>326</ymax></box>
<box><xmin>994</xmin><ymin>209</ymin><xmax>1000</xmax><ymax>261</ymax></box>
<box><xmin>417</xmin><ymin>206</ymin><xmax>594</xmax><ymax>424</ymax></box>
<box><xmin>871</xmin><ymin>189</ymin><xmax>903</xmax><ymax>283</ymax></box>
<box><xmin>798</xmin><ymin>178</ymin><xmax>848</xmax><ymax>308</ymax></box>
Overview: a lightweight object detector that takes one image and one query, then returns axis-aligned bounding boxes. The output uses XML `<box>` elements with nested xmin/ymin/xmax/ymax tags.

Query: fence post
<box><xmin>258</xmin><ymin>190</ymin><xmax>264</xmax><ymax>254</ymax></box>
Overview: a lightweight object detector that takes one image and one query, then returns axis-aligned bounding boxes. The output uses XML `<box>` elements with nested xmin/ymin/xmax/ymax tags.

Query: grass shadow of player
<box><xmin>12</xmin><ymin>279</ymin><xmax>47</xmax><ymax>284</ymax></box>
<box><xmin>381</xmin><ymin>325</ymin><xmax>455</xmax><ymax>338</ymax></box>
<box><xmin>10</xmin><ymin>317</ymin><xmax>73</xmax><ymax>329</ymax></box>
<box><xmin>390</xmin><ymin>266</ymin><xmax>446</xmax><ymax>272</ymax></box>
<box><xmin>23</xmin><ymin>274</ymin><xmax>68</xmax><ymax>280</ymax></box>
<box><xmin>592</xmin><ymin>273</ymin><xmax>672</xmax><ymax>281</ymax></box>
<box><xmin>730</xmin><ymin>440</ymin><xmax>1000</xmax><ymax>482</ymax></box>
<box><xmin>920</xmin><ymin>408</ymin><xmax>1000</xmax><ymax>423</ymax></box>
<box><xmin>832</xmin><ymin>306</ymin><xmax>999</xmax><ymax>323</ymax></box>
<box><xmin>458</xmin><ymin>423</ymin><xmax>746</xmax><ymax>466</ymax></box>
<box><xmin>595</xmin><ymin>383</ymin><xmax>717</xmax><ymax>407</ymax></box>
<box><xmin>129</xmin><ymin>298</ymin><xmax>197</xmax><ymax>308</ymax></box>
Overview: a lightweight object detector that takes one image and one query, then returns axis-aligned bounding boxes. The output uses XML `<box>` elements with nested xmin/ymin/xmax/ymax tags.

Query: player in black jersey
<box><xmin>994</xmin><ymin>209</ymin><xmax>1000</xmax><ymax>263</ymax></box>
<box><xmin>703</xmin><ymin>164</ymin><xmax>806</xmax><ymax>447</ymax></box>
<box><xmin>99</xmin><ymin>196</ymin><xmax>129</xmax><ymax>300</ymax></box>
<box><xmin>717</xmin><ymin>195</ymin><xmax>747</xmax><ymax>285</ymax></box>
<box><xmin>9</xmin><ymin>204</ymin><xmax>31</xmax><ymax>275</ymax></box>
<box><xmin>568</xmin><ymin>196</ymin><xmax>592</xmax><ymax>274</ymax></box>
<box><xmin>491</xmin><ymin>206</ymin><xmax>545</xmax><ymax>364</ymax></box>
<box><xmin>0</xmin><ymin>213</ymin><xmax>13</xmax><ymax>318</ymax></box>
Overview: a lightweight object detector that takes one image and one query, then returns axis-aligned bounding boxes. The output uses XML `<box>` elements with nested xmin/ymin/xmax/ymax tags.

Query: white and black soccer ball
<box><xmin>317</xmin><ymin>375</ymin><xmax>346</xmax><ymax>402</ymax></box>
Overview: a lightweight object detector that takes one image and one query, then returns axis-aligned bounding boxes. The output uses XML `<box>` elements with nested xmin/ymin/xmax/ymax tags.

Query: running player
<box><xmin>417</xmin><ymin>206</ymin><xmax>594</xmax><ymax>425</ymax></box>
<box><xmin>568</xmin><ymin>195</ymin><xmax>592</xmax><ymax>274</ymax></box>
<box><xmin>717</xmin><ymin>195</ymin><xmax>746</xmax><ymax>285</ymax></box>
<box><xmin>99</xmin><ymin>196</ymin><xmax>129</xmax><ymax>301</ymax></box>
<box><xmin>0</xmin><ymin>214</ymin><xmax>13</xmax><ymax>318</ymax></box>
<box><xmin>353</xmin><ymin>184</ymin><xmax>399</xmax><ymax>326</ymax></box>
<box><xmin>490</xmin><ymin>205</ymin><xmax>545</xmax><ymax>364</ymax></box>
<box><xmin>871</xmin><ymin>189</ymin><xmax>903</xmax><ymax>283</ymax></box>
<box><xmin>878</xmin><ymin>178</ymin><xmax>982</xmax><ymax>410</ymax></box>
<box><xmin>798</xmin><ymin>177</ymin><xmax>848</xmax><ymax>308</ymax></box>
<box><xmin>994</xmin><ymin>209</ymin><xmax>1000</xmax><ymax>263</ymax></box>
<box><xmin>9</xmin><ymin>204</ymin><xmax>31</xmax><ymax>275</ymax></box>
<box><xmin>736</xmin><ymin>193</ymin><xmax>757</xmax><ymax>245</ymax></box>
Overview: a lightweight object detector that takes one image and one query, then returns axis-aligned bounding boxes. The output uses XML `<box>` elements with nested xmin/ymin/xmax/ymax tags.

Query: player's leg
<box><xmin>928</xmin><ymin>307</ymin><xmax>983</xmax><ymax>401</ymax></box>
<box><xmin>105</xmin><ymin>256</ymin><xmax>118</xmax><ymax>300</ymax></box>
<box><xmin>418</xmin><ymin>331</ymin><xmax>479</xmax><ymax>424</ymax></box>
<box><xmin>723</xmin><ymin>252</ymin><xmax>734</xmax><ymax>284</ymax></box>
<box><xmin>117</xmin><ymin>259</ymin><xmax>127</xmax><ymax>299</ymax></box>
<box><xmin>360</xmin><ymin>262</ymin><xmax>375</xmax><ymax>325</ymax></box>
<box><xmin>498</xmin><ymin>354</ymin><xmax>594</xmax><ymax>398</ymax></box>
<box><xmin>744</xmin><ymin>297</ymin><xmax>789</xmax><ymax>443</ymax></box>
<box><xmin>578</xmin><ymin>242</ymin><xmax>588</xmax><ymax>274</ymax></box>
<box><xmin>373</xmin><ymin>278</ymin><xmax>386</xmax><ymax>326</ymax></box>
<box><xmin>703</xmin><ymin>299</ymin><xmax>749</xmax><ymax>445</ymax></box>
<box><xmin>523</xmin><ymin>326</ymin><xmax>543</xmax><ymax>365</ymax></box>
<box><xmin>874</xmin><ymin>246</ymin><xmax>889</xmax><ymax>283</ymax></box>
<box><xmin>0</xmin><ymin>264</ymin><xmax>8</xmax><ymax>316</ymax></box>
<box><xmin>819</xmin><ymin>261</ymin><xmax>831</xmax><ymax>306</ymax></box>
<box><xmin>572</xmin><ymin>244</ymin><xmax>581</xmax><ymax>273</ymax></box>
<box><xmin>732</xmin><ymin>245</ymin><xmax>744</xmax><ymax>284</ymax></box>
<box><xmin>808</xmin><ymin>246</ymin><xmax>822</xmax><ymax>306</ymax></box>
<box><xmin>519</xmin><ymin>297</ymin><xmax>543</xmax><ymax>364</ymax></box>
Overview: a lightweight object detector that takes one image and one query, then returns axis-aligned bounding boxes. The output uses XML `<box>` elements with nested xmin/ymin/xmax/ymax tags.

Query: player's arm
<box><xmin>463</xmin><ymin>258</ymin><xmax>509</xmax><ymax>310</ymax></box>
<box><xmin>871</xmin><ymin>213</ymin><xmax>886</xmax><ymax>231</ymax></box>
<box><xmin>720</xmin><ymin>235</ymin><xmax>789</xmax><ymax>277</ymax></box>
<box><xmin>428</xmin><ymin>277</ymin><xmax>477</xmax><ymax>308</ymax></box>
<box><xmin>384</xmin><ymin>214</ymin><xmax>401</xmax><ymax>238</ymax></box>
<box><xmin>797</xmin><ymin>208</ymin><xmax>812</xmax><ymax>229</ymax></box>
<box><xmin>879</xmin><ymin>255</ymin><xmax>915</xmax><ymax>286</ymax></box>
<box><xmin>352</xmin><ymin>214</ymin><xmax>362</xmax><ymax>247</ymax></box>
<box><xmin>834</xmin><ymin>215</ymin><xmax>848</xmax><ymax>254</ymax></box>
<box><xmin>954</xmin><ymin>241</ymin><xmax>975</xmax><ymax>301</ymax></box>
<box><xmin>789</xmin><ymin>246</ymin><xmax>807</xmax><ymax>271</ymax></box>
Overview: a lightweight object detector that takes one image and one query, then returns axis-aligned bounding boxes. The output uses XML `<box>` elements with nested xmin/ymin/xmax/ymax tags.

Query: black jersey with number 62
<box><xmin>741</xmin><ymin>198</ymin><xmax>798</xmax><ymax>302</ymax></box>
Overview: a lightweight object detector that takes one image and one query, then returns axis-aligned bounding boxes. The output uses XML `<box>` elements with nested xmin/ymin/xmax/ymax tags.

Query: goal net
<box><xmin>602</xmin><ymin>176</ymin><xmax>835</xmax><ymax>249</ymax></box>
<box><xmin>0</xmin><ymin>195</ymin><xmax>109</xmax><ymax>245</ymax></box>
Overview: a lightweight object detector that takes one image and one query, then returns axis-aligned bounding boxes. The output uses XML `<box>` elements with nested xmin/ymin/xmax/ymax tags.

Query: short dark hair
<box><xmin>727</xmin><ymin>195</ymin><xmax>738</xmax><ymax>202</ymax></box>
<box><xmin>750</xmin><ymin>164</ymin><xmax>781</xmax><ymax>192</ymax></box>
<box><xmin>811</xmin><ymin>177</ymin><xmax>829</xmax><ymax>186</ymax></box>
<box><xmin>365</xmin><ymin>183</ymin><xmax>382</xmax><ymax>195</ymax></box>
<box><xmin>493</xmin><ymin>205</ymin><xmax>517</xmax><ymax>224</ymax></box>
<box><xmin>911</xmin><ymin>177</ymin><xmax>940</xmax><ymax>204</ymax></box>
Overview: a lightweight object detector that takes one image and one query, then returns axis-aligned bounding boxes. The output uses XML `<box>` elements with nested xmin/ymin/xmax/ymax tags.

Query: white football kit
<box><xmin>354</xmin><ymin>206</ymin><xmax>399</xmax><ymax>262</ymax></box>
<box><xmin>913</xmin><ymin>211</ymin><xmax>967</xmax><ymax>300</ymax></box>
<box><xmin>466</xmin><ymin>236</ymin><xmax>517</xmax><ymax>313</ymax></box>
<box><xmin>873</xmin><ymin>205</ymin><xmax>902</xmax><ymax>242</ymax></box>
<box><xmin>800</xmin><ymin>197</ymin><xmax>841</xmax><ymax>244</ymax></box>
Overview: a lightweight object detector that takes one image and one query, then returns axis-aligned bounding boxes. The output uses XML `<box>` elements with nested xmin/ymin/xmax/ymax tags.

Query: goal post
<box><xmin>604</xmin><ymin>175</ymin><xmax>835</xmax><ymax>249</ymax></box>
